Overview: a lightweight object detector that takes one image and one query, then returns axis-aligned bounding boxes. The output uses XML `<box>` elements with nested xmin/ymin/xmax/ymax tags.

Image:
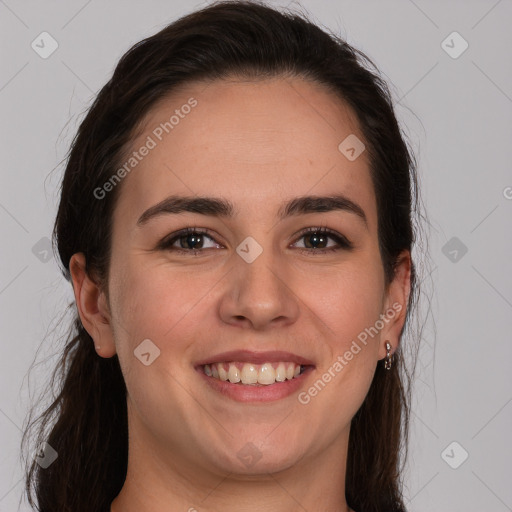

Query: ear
<box><xmin>378</xmin><ymin>250</ymin><xmax>411</xmax><ymax>360</ymax></box>
<box><xmin>69</xmin><ymin>253</ymin><xmax>116</xmax><ymax>358</ymax></box>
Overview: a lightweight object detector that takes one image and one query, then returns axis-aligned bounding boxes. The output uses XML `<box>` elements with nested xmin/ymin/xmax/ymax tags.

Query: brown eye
<box><xmin>158</xmin><ymin>228</ymin><xmax>222</xmax><ymax>254</ymax></box>
<box><xmin>292</xmin><ymin>227</ymin><xmax>353</xmax><ymax>254</ymax></box>
<box><xmin>175</xmin><ymin>232</ymin><xmax>208</xmax><ymax>250</ymax></box>
<box><xmin>303</xmin><ymin>231</ymin><xmax>331</xmax><ymax>249</ymax></box>
<box><xmin>158</xmin><ymin>226</ymin><xmax>353</xmax><ymax>256</ymax></box>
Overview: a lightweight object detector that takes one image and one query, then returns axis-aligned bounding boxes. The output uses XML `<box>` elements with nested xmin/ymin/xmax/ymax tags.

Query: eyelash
<box><xmin>157</xmin><ymin>226</ymin><xmax>353</xmax><ymax>256</ymax></box>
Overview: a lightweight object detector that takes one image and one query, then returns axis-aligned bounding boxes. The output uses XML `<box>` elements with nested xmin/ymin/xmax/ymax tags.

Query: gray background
<box><xmin>1</xmin><ymin>0</ymin><xmax>511</xmax><ymax>510</ymax></box>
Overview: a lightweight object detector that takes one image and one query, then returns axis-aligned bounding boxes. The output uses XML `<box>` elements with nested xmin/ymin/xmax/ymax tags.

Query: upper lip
<box><xmin>195</xmin><ymin>350</ymin><xmax>315</xmax><ymax>367</ymax></box>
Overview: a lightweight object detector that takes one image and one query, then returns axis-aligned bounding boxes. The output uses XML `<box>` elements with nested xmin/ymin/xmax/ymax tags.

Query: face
<box><xmin>72</xmin><ymin>77</ymin><xmax>410</xmax><ymax>480</ymax></box>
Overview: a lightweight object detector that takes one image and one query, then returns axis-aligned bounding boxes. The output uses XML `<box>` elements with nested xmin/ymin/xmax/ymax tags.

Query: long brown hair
<box><xmin>21</xmin><ymin>1</ymin><xmax>424</xmax><ymax>511</ymax></box>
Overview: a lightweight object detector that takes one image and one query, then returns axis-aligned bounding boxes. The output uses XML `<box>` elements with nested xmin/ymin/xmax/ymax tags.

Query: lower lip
<box><xmin>196</xmin><ymin>366</ymin><xmax>315</xmax><ymax>402</ymax></box>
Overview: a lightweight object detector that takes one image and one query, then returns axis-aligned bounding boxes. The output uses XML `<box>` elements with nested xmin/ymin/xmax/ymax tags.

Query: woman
<box><xmin>22</xmin><ymin>1</ymin><xmax>424</xmax><ymax>511</ymax></box>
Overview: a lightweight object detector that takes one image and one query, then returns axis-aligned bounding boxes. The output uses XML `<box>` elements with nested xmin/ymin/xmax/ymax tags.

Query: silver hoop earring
<box><xmin>384</xmin><ymin>341</ymin><xmax>393</xmax><ymax>370</ymax></box>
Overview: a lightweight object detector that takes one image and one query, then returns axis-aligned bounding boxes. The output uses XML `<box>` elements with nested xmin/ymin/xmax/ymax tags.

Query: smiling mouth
<box><xmin>202</xmin><ymin>361</ymin><xmax>309</xmax><ymax>386</ymax></box>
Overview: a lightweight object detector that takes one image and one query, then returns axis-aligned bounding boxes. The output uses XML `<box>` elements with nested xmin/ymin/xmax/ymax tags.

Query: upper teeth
<box><xmin>204</xmin><ymin>362</ymin><xmax>303</xmax><ymax>385</ymax></box>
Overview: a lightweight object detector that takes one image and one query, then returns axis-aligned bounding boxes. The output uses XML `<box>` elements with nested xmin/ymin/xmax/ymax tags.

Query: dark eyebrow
<box><xmin>137</xmin><ymin>194</ymin><xmax>367</xmax><ymax>228</ymax></box>
<box><xmin>278</xmin><ymin>195</ymin><xmax>367</xmax><ymax>227</ymax></box>
<box><xmin>137</xmin><ymin>196</ymin><xmax>234</xmax><ymax>226</ymax></box>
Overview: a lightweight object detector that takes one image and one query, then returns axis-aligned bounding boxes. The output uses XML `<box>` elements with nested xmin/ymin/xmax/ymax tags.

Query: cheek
<box><xmin>306</xmin><ymin>255</ymin><xmax>384</xmax><ymax>399</ymax></box>
<box><xmin>314</xmin><ymin>257</ymin><xmax>385</xmax><ymax>344</ymax></box>
<box><xmin>297</xmin><ymin>265</ymin><xmax>383</xmax><ymax>433</ymax></box>
<box><xmin>107</xmin><ymin>262</ymin><xmax>201</xmax><ymax>416</ymax></box>
<box><xmin>108</xmin><ymin>259</ymin><xmax>219</xmax><ymax>358</ymax></box>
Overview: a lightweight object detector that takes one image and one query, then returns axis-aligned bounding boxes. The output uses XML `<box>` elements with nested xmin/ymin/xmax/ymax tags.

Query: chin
<box><xmin>207</xmin><ymin>442</ymin><xmax>305</xmax><ymax>476</ymax></box>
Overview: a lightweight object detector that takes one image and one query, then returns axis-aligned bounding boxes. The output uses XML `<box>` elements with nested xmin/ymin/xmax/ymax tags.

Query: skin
<box><xmin>70</xmin><ymin>76</ymin><xmax>411</xmax><ymax>512</ymax></box>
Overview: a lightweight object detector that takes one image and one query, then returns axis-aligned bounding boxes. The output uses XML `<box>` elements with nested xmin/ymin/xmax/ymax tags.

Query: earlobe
<box><xmin>69</xmin><ymin>253</ymin><xmax>117</xmax><ymax>358</ymax></box>
<box><xmin>379</xmin><ymin>250</ymin><xmax>412</xmax><ymax>360</ymax></box>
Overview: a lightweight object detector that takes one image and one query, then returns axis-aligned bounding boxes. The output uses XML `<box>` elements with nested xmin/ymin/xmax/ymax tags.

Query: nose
<box><xmin>218</xmin><ymin>245</ymin><xmax>300</xmax><ymax>331</ymax></box>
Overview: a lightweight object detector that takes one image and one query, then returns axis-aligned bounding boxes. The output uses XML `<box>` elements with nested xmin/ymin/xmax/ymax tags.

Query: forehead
<box><xmin>113</xmin><ymin>77</ymin><xmax>376</xmax><ymax>230</ymax></box>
